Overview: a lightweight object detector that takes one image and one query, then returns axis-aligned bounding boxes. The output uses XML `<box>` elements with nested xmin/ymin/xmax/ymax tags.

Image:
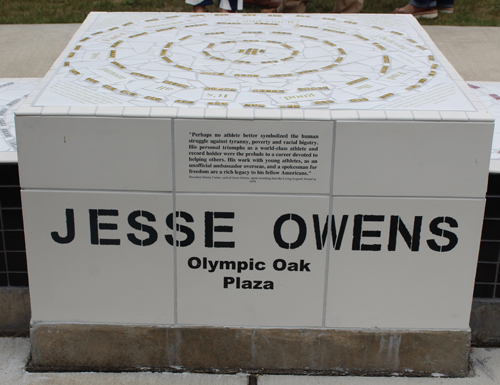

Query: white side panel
<box><xmin>325</xmin><ymin>196</ymin><xmax>484</xmax><ymax>329</ymax></box>
<box><xmin>16</xmin><ymin>116</ymin><xmax>172</xmax><ymax>191</ymax></box>
<box><xmin>176</xmin><ymin>194</ymin><xmax>329</xmax><ymax>327</ymax></box>
<box><xmin>22</xmin><ymin>190</ymin><xmax>175</xmax><ymax>324</ymax></box>
<box><xmin>333</xmin><ymin>120</ymin><xmax>493</xmax><ymax>198</ymax></box>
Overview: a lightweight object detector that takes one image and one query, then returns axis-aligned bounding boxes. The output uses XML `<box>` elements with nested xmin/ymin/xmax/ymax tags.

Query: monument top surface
<box><xmin>24</xmin><ymin>12</ymin><xmax>486</xmax><ymax>115</ymax></box>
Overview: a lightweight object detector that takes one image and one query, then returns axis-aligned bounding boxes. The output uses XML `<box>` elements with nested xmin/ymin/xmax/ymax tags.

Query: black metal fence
<box><xmin>0</xmin><ymin>164</ymin><xmax>27</xmax><ymax>287</ymax></box>
<box><xmin>475</xmin><ymin>173</ymin><xmax>500</xmax><ymax>298</ymax></box>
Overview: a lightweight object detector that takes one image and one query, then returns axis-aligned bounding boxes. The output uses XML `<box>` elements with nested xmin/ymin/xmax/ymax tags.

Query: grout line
<box><xmin>322</xmin><ymin>121</ymin><xmax>335</xmax><ymax>328</ymax></box>
<box><xmin>171</xmin><ymin>118</ymin><xmax>178</xmax><ymax>326</ymax></box>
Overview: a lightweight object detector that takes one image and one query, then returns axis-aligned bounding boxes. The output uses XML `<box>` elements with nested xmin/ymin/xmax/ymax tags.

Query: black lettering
<box><xmin>427</xmin><ymin>216</ymin><xmax>458</xmax><ymax>252</ymax></box>
<box><xmin>263</xmin><ymin>281</ymin><xmax>274</xmax><ymax>289</ymax></box>
<box><xmin>127</xmin><ymin>210</ymin><xmax>158</xmax><ymax>246</ymax></box>
<box><xmin>313</xmin><ymin>215</ymin><xmax>328</xmax><ymax>250</ymax></box>
<box><xmin>205</xmin><ymin>212</ymin><xmax>235</xmax><ymax>248</ymax></box>
<box><xmin>89</xmin><ymin>209</ymin><xmax>120</xmax><ymax>245</ymax></box>
<box><xmin>253</xmin><ymin>280</ymin><xmax>262</xmax><ymax>289</ymax></box>
<box><xmin>208</xmin><ymin>260</ymin><xmax>219</xmax><ymax>272</ymax></box>
<box><xmin>255</xmin><ymin>261</ymin><xmax>266</xmax><ymax>270</ymax></box>
<box><xmin>223</xmin><ymin>276</ymin><xmax>234</xmax><ymax>288</ymax></box>
<box><xmin>166</xmin><ymin>211</ymin><xmax>195</xmax><ymax>247</ymax></box>
<box><xmin>188</xmin><ymin>256</ymin><xmax>201</xmax><ymax>269</ymax></box>
<box><xmin>51</xmin><ymin>209</ymin><xmax>75</xmax><ymax>244</ymax></box>
<box><xmin>287</xmin><ymin>262</ymin><xmax>298</xmax><ymax>271</ymax></box>
<box><xmin>352</xmin><ymin>214</ymin><xmax>384</xmax><ymax>251</ymax></box>
<box><xmin>332</xmin><ymin>215</ymin><xmax>348</xmax><ymax>250</ymax></box>
<box><xmin>388</xmin><ymin>216</ymin><xmax>422</xmax><ymax>252</ymax></box>
<box><xmin>273</xmin><ymin>258</ymin><xmax>286</xmax><ymax>271</ymax></box>
<box><xmin>237</xmin><ymin>261</ymin><xmax>248</xmax><ymax>273</ymax></box>
<box><xmin>220</xmin><ymin>260</ymin><xmax>236</xmax><ymax>270</ymax></box>
<box><xmin>242</xmin><ymin>280</ymin><xmax>252</xmax><ymax>289</ymax></box>
<box><xmin>273</xmin><ymin>213</ymin><xmax>307</xmax><ymax>249</ymax></box>
<box><xmin>313</xmin><ymin>215</ymin><xmax>348</xmax><ymax>250</ymax></box>
<box><xmin>300</xmin><ymin>259</ymin><xmax>311</xmax><ymax>272</ymax></box>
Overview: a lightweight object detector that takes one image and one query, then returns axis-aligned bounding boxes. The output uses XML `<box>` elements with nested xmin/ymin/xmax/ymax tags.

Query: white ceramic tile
<box><xmin>0</xmin><ymin>152</ymin><xmax>18</xmax><ymax>163</ymax></box>
<box><xmin>385</xmin><ymin>110</ymin><xmax>413</xmax><ymax>120</ymax></box>
<box><xmin>333</xmin><ymin>120</ymin><xmax>493</xmax><ymax>198</ymax></box>
<box><xmin>467</xmin><ymin>111</ymin><xmax>495</xmax><ymax>122</ymax></box>
<box><xmin>227</xmin><ymin>108</ymin><xmax>254</xmax><ymax>120</ymax></box>
<box><xmin>412</xmin><ymin>110</ymin><xmax>441</xmax><ymax>121</ymax></box>
<box><xmin>473</xmin><ymin>101</ymin><xmax>488</xmax><ymax>110</ymax></box>
<box><xmin>254</xmin><ymin>109</ymin><xmax>282</xmax><ymax>120</ymax></box>
<box><xmin>490</xmin><ymin>159</ymin><xmax>500</xmax><ymax>173</ymax></box>
<box><xmin>17</xmin><ymin>116</ymin><xmax>172</xmax><ymax>191</ymax></box>
<box><xmin>41</xmin><ymin>106</ymin><xmax>70</xmax><ymax>116</ymax></box>
<box><xmin>68</xmin><ymin>106</ymin><xmax>97</xmax><ymax>116</ymax></box>
<box><xmin>303</xmin><ymin>109</ymin><xmax>332</xmax><ymax>121</ymax></box>
<box><xmin>330</xmin><ymin>110</ymin><xmax>358</xmax><ymax>121</ymax></box>
<box><xmin>22</xmin><ymin>189</ymin><xmax>175</xmax><ymax>324</ymax></box>
<box><xmin>14</xmin><ymin>105</ymin><xmax>42</xmax><ymax>116</ymax></box>
<box><xmin>177</xmin><ymin>108</ymin><xmax>205</xmax><ymax>119</ymax></box>
<box><xmin>122</xmin><ymin>106</ymin><xmax>151</xmax><ymax>117</ymax></box>
<box><xmin>150</xmin><ymin>107</ymin><xmax>178</xmax><ymax>118</ymax></box>
<box><xmin>176</xmin><ymin>193</ymin><xmax>329</xmax><ymax>327</ymax></box>
<box><xmin>205</xmin><ymin>108</ymin><xmax>228</xmax><ymax>119</ymax></box>
<box><xmin>95</xmin><ymin>106</ymin><xmax>124</xmax><ymax>117</ymax></box>
<box><xmin>326</xmin><ymin>196</ymin><xmax>484</xmax><ymax>329</ymax></box>
<box><xmin>439</xmin><ymin>111</ymin><xmax>469</xmax><ymax>121</ymax></box>
<box><xmin>280</xmin><ymin>109</ymin><xmax>304</xmax><ymax>120</ymax></box>
<box><xmin>174</xmin><ymin>119</ymin><xmax>333</xmax><ymax>194</ymax></box>
<box><xmin>357</xmin><ymin>110</ymin><xmax>386</xmax><ymax>120</ymax></box>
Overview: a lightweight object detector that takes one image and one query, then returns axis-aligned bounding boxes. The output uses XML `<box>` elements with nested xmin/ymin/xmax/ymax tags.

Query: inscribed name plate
<box><xmin>325</xmin><ymin>196</ymin><xmax>484</xmax><ymax>329</ymax></box>
<box><xmin>175</xmin><ymin>119</ymin><xmax>333</xmax><ymax>194</ymax></box>
<box><xmin>22</xmin><ymin>190</ymin><xmax>175</xmax><ymax>325</ymax></box>
<box><xmin>175</xmin><ymin>194</ymin><xmax>328</xmax><ymax>327</ymax></box>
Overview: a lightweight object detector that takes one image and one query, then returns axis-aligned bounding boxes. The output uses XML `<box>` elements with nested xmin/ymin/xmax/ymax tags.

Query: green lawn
<box><xmin>1</xmin><ymin>0</ymin><xmax>499</xmax><ymax>25</ymax></box>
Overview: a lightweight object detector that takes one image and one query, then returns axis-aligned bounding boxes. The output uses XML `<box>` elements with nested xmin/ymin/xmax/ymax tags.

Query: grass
<box><xmin>0</xmin><ymin>0</ymin><xmax>499</xmax><ymax>25</ymax></box>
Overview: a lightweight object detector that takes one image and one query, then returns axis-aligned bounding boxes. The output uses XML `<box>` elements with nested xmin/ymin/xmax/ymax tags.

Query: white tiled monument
<box><xmin>16</xmin><ymin>12</ymin><xmax>494</xmax><ymax>376</ymax></box>
<box><xmin>0</xmin><ymin>79</ymin><xmax>39</xmax><ymax>163</ymax></box>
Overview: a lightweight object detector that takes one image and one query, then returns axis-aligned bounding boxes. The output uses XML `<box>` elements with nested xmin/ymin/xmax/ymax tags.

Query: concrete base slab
<box><xmin>471</xmin><ymin>299</ymin><xmax>500</xmax><ymax>347</ymax></box>
<box><xmin>0</xmin><ymin>338</ymin><xmax>248</xmax><ymax>385</ymax></box>
<box><xmin>30</xmin><ymin>323</ymin><xmax>470</xmax><ymax>377</ymax></box>
<box><xmin>0</xmin><ymin>288</ymin><xmax>30</xmax><ymax>337</ymax></box>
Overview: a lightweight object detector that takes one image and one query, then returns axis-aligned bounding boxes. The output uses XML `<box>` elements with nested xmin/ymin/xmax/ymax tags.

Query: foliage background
<box><xmin>0</xmin><ymin>0</ymin><xmax>499</xmax><ymax>25</ymax></box>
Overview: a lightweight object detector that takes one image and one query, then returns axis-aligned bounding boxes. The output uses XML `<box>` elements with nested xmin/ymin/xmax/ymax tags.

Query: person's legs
<box><xmin>219</xmin><ymin>0</ymin><xmax>242</xmax><ymax>12</ymax></box>
<box><xmin>262</xmin><ymin>0</ymin><xmax>309</xmax><ymax>13</ymax></box>
<box><xmin>394</xmin><ymin>0</ymin><xmax>438</xmax><ymax>18</ymax></box>
<box><xmin>436</xmin><ymin>0</ymin><xmax>453</xmax><ymax>12</ymax></box>
<box><xmin>188</xmin><ymin>0</ymin><xmax>213</xmax><ymax>12</ymax></box>
<box><xmin>333</xmin><ymin>0</ymin><xmax>363</xmax><ymax>13</ymax></box>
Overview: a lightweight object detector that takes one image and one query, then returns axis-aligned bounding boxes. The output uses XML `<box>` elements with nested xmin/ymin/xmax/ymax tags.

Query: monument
<box><xmin>15</xmin><ymin>12</ymin><xmax>494</xmax><ymax>376</ymax></box>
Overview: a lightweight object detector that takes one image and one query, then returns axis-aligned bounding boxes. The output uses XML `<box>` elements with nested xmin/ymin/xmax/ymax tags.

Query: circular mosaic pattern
<box><xmin>44</xmin><ymin>13</ymin><xmax>444</xmax><ymax>109</ymax></box>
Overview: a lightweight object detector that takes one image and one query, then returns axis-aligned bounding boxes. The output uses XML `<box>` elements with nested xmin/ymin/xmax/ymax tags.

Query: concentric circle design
<box><xmin>38</xmin><ymin>13</ymin><xmax>446</xmax><ymax>109</ymax></box>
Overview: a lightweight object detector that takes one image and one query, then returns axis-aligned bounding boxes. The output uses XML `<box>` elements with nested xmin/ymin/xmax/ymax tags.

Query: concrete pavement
<box><xmin>1</xmin><ymin>337</ymin><xmax>500</xmax><ymax>384</ymax></box>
